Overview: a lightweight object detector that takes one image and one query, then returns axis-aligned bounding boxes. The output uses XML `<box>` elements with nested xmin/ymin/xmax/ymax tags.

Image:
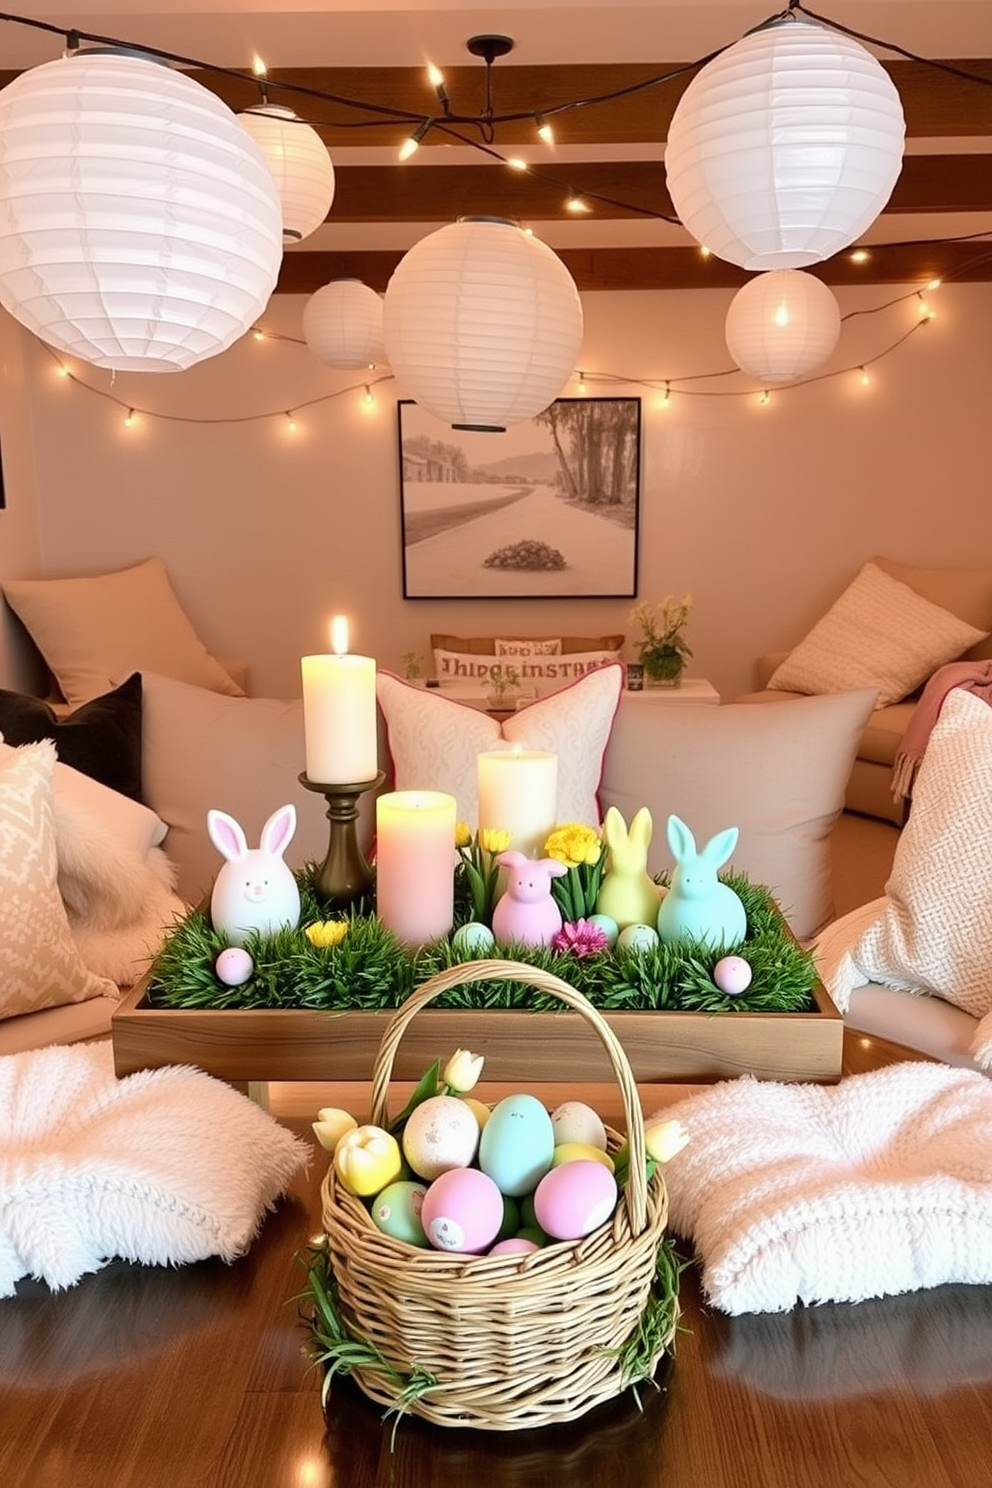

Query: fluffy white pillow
<box><xmin>0</xmin><ymin>742</ymin><xmax>116</xmax><ymax>1020</ymax></box>
<box><xmin>376</xmin><ymin>664</ymin><xmax>623</xmax><ymax>827</ymax></box>
<box><xmin>0</xmin><ymin>738</ymin><xmax>167</xmax><ymax>859</ymax></box>
<box><xmin>660</xmin><ymin>1062</ymin><xmax>992</xmax><ymax>1314</ymax></box>
<box><xmin>2</xmin><ymin>557</ymin><xmax>244</xmax><ymax>706</ymax></box>
<box><xmin>768</xmin><ymin>561</ymin><xmax>988</xmax><ymax>708</ymax></box>
<box><xmin>601</xmin><ymin>688</ymin><xmax>877</xmax><ymax>940</ymax></box>
<box><xmin>820</xmin><ymin>688</ymin><xmax>992</xmax><ymax>1066</ymax></box>
<box><xmin>0</xmin><ymin>1041</ymin><xmax>308</xmax><ymax>1296</ymax></box>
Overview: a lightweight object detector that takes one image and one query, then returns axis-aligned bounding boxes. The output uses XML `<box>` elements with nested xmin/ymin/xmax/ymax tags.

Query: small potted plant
<box><xmin>486</xmin><ymin>662</ymin><xmax>520</xmax><ymax>712</ymax></box>
<box><xmin>630</xmin><ymin>594</ymin><xmax>693</xmax><ymax>687</ymax></box>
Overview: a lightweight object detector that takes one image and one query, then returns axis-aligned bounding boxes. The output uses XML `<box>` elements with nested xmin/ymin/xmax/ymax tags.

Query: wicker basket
<box><xmin>320</xmin><ymin>959</ymin><xmax>676</xmax><ymax>1431</ymax></box>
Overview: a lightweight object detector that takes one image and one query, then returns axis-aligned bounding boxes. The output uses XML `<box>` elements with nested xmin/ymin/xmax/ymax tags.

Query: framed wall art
<box><xmin>397</xmin><ymin>397</ymin><xmax>641</xmax><ymax>599</ymax></box>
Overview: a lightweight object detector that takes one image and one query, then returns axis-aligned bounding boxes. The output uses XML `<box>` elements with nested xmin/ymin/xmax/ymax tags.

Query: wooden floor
<box><xmin>3</xmin><ymin>1030</ymin><xmax>991</xmax><ymax>1488</ymax></box>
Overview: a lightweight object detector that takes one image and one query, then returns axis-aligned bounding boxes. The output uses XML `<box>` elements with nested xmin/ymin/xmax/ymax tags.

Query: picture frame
<box><xmin>397</xmin><ymin>397</ymin><xmax>641</xmax><ymax>599</ymax></box>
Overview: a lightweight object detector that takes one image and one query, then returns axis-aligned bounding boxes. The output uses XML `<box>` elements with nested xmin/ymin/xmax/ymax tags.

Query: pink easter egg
<box><xmin>489</xmin><ymin>1238</ymin><xmax>541</xmax><ymax>1256</ymax></box>
<box><xmin>215</xmin><ymin>946</ymin><xmax>254</xmax><ymax>986</ymax></box>
<box><xmin>420</xmin><ymin>1167</ymin><xmax>504</xmax><ymax>1254</ymax></box>
<box><xmin>533</xmin><ymin>1159</ymin><xmax>618</xmax><ymax>1241</ymax></box>
<box><xmin>713</xmin><ymin>954</ymin><xmax>753</xmax><ymax>996</ymax></box>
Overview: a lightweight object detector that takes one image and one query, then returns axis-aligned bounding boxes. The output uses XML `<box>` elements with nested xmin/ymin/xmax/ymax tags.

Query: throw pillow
<box><xmin>433</xmin><ymin>648</ymin><xmax>623</xmax><ymax>690</ymax></box>
<box><xmin>0</xmin><ymin>672</ymin><xmax>143</xmax><ymax>801</ymax></box>
<box><xmin>767</xmin><ymin>560</ymin><xmax>988</xmax><ymax>708</ymax></box>
<box><xmin>873</xmin><ymin>556</ymin><xmax>992</xmax><ymax>662</ymax></box>
<box><xmin>601</xmin><ymin>688</ymin><xmax>877</xmax><ymax>941</ymax></box>
<box><xmin>431</xmin><ymin>632</ymin><xmax>624</xmax><ymax>657</ymax></box>
<box><xmin>0</xmin><ymin>740</ymin><xmax>167</xmax><ymax>862</ymax></box>
<box><xmin>494</xmin><ymin>637</ymin><xmax>563</xmax><ymax>656</ymax></box>
<box><xmin>2</xmin><ymin>557</ymin><xmax>244</xmax><ymax>706</ymax></box>
<box><xmin>819</xmin><ymin>688</ymin><xmax>992</xmax><ymax>1067</ymax></box>
<box><xmin>376</xmin><ymin>663</ymin><xmax>624</xmax><ymax>828</ymax></box>
<box><xmin>660</xmin><ymin>1062</ymin><xmax>992</xmax><ymax>1314</ymax></box>
<box><xmin>0</xmin><ymin>1041</ymin><xmax>308</xmax><ymax>1296</ymax></box>
<box><xmin>0</xmin><ymin>741</ymin><xmax>115</xmax><ymax>1021</ymax></box>
<box><xmin>139</xmin><ymin>671</ymin><xmax>353</xmax><ymax>905</ymax></box>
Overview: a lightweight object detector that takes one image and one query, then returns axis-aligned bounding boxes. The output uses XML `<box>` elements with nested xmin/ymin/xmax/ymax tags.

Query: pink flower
<box><xmin>552</xmin><ymin>918</ymin><xmax>610</xmax><ymax>957</ymax></box>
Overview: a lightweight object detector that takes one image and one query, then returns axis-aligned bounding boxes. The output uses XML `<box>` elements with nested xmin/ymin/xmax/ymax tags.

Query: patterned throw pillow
<box><xmin>494</xmin><ymin>637</ymin><xmax>563</xmax><ymax>657</ymax></box>
<box><xmin>0</xmin><ymin>742</ymin><xmax>115</xmax><ymax>1020</ymax></box>
<box><xmin>768</xmin><ymin>560</ymin><xmax>987</xmax><ymax>708</ymax></box>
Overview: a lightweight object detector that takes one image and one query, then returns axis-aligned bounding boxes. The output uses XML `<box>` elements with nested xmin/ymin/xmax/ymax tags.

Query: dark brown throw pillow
<box><xmin>0</xmin><ymin>672</ymin><xmax>143</xmax><ymax>801</ymax></box>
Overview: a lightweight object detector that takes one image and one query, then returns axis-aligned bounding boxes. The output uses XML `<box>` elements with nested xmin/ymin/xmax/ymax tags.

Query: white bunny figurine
<box><xmin>207</xmin><ymin>804</ymin><xmax>302</xmax><ymax>946</ymax></box>
<box><xmin>595</xmin><ymin>806</ymin><xmax>662</xmax><ymax>930</ymax></box>
<box><xmin>656</xmin><ymin>814</ymin><xmax>747</xmax><ymax>952</ymax></box>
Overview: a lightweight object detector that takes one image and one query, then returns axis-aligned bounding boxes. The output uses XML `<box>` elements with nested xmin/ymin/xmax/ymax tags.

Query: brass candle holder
<box><xmin>299</xmin><ymin>769</ymin><xmax>385</xmax><ymax>910</ymax></box>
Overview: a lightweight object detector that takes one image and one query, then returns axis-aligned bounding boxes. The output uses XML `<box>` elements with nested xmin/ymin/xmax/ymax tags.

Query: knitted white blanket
<box><xmin>660</xmin><ymin>1062</ymin><xmax>992</xmax><ymax>1315</ymax></box>
<box><xmin>0</xmin><ymin>1043</ymin><xmax>308</xmax><ymax>1296</ymax></box>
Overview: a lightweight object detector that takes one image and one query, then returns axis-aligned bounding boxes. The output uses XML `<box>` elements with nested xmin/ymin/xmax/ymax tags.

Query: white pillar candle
<box><xmin>301</xmin><ymin>615</ymin><xmax>378</xmax><ymax>785</ymax></box>
<box><xmin>375</xmin><ymin>790</ymin><xmax>456</xmax><ymax>946</ymax></box>
<box><xmin>477</xmin><ymin>748</ymin><xmax>558</xmax><ymax>858</ymax></box>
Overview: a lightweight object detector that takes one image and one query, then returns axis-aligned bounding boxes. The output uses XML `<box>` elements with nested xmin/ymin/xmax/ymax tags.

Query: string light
<box><xmin>850</xmin><ymin>248</ymin><xmax>870</xmax><ymax>263</ymax></box>
<box><xmin>55</xmin><ymin>362</ymin><xmax>70</xmax><ymax>378</ymax></box>
<box><xmin>858</xmin><ymin>365</ymin><xmax>871</xmax><ymax>386</ymax></box>
<box><xmin>507</xmin><ymin>156</ymin><xmax>528</xmax><ymax>172</ymax></box>
<box><xmin>566</xmin><ymin>191</ymin><xmax>590</xmax><ymax>213</ymax></box>
<box><xmin>699</xmin><ymin>245</ymin><xmax>712</xmax><ymax>259</ymax></box>
<box><xmin>363</xmin><ymin>384</ymin><xmax>375</xmax><ymax>407</ymax></box>
<box><xmin>251</xmin><ymin>55</ymin><xmax>266</xmax><ymax>79</ymax></box>
<box><xmin>535</xmin><ymin>114</ymin><xmax>554</xmax><ymax>146</ymax></box>
<box><xmin>285</xmin><ymin>411</ymin><xmax>298</xmax><ymax>432</ymax></box>
<box><xmin>758</xmin><ymin>389</ymin><xmax>771</xmax><ymax>406</ymax></box>
<box><xmin>253</xmin><ymin>329</ymin><xmax>265</xmax><ymax>341</ymax></box>
<box><xmin>577</xmin><ymin>370</ymin><xmax>588</xmax><ymax>395</ymax></box>
<box><xmin>398</xmin><ymin>119</ymin><xmax>431</xmax><ymax>162</ymax></box>
<box><xmin>123</xmin><ymin>407</ymin><xmax>136</xmax><ymax>427</ymax></box>
<box><xmin>426</xmin><ymin>62</ymin><xmax>449</xmax><ymax>109</ymax></box>
<box><xmin>660</xmin><ymin>382</ymin><xmax>672</xmax><ymax>409</ymax></box>
<box><xmin>916</xmin><ymin>292</ymin><xmax>935</xmax><ymax>321</ymax></box>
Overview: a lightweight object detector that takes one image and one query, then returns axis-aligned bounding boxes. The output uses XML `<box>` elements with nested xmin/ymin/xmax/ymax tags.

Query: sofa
<box><xmin>736</xmin><ymin>557</ymin><xmax>992</xmax><ymax>825</ymax></box>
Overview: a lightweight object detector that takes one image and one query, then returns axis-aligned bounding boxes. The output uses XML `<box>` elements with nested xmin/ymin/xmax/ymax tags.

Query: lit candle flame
<box><xmin>330</xmin><ymin>615</ymin><xmax>349</xmax><ymax>655</ymax></box>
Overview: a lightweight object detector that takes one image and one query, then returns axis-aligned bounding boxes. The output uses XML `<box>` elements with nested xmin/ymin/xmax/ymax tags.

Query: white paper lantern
<box><xmin>303</xmin><ymin>279</ymin><xmax>385</xmax><ymax>369</ymax></box>
<box><xmin>725</xmin><ymin>270</ymin><xmax>841</xmax><ymax>383</ymax></box>
<box><xmin>382</xmin><ymin>217</ymin><xmax>583</xmax><ymax>431</ymax></box>
<box><xmin>238</xmin><ymin>105</ymin><xmax>335</xmax><ymax>243</ymax></box>
<box><xmin>665</xmin><ymin>17</ymin><xmax>905</xmax><ymax>271</ymax></box>
<box><xmin>0</xmin><ymin>51</ymin><xmax>283</xmax><ymax>372</ymax></box>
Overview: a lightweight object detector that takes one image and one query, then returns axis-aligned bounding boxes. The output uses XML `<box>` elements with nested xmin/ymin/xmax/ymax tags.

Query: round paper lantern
<box><xmin>382</xmin><ymin>216</ymin><xmax>583</xmax><ymax>431</ymax></box>
<box><xmin>665</xmin><ymin>17</ymin><xmax>905</xmax><ymax>271</ymax></box>
<box><xmin>725</xmin><ymin>270</ymin><xmax>841</xmax><ymax>383</ymax></box>
<box><xmin>238</xmin><ymin>105</ymin><xmax>335</xmax><ymax>243</ymax></box>
<box><xmin>303</xmin><ymin>279</ymin><xmax>385</xmax><ymax>368</ymax></box>
<box><xmin>0</xmin><ymin>51</ymin><xmax>283</xmax><ymax>372</ymax></box>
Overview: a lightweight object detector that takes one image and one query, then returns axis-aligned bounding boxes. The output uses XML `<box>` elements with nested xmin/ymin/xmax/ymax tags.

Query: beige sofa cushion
<box><xmin>874</xmin><ymin>557</ymin><xmax>992</xmax><ymax>662</ymax></box>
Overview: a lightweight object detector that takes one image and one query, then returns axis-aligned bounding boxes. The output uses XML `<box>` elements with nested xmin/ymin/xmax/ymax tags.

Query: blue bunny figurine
<box><xmin>656</xmin><ymin>814</ymin><xmax>747</xmax><ymax>952</ymax></box>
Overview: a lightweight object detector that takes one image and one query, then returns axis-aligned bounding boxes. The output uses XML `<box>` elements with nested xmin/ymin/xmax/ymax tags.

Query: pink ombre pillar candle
<box><xmin>375</xmin><ymin>790</ymin><xmax>456</xmax><ymax>946</ymax></box>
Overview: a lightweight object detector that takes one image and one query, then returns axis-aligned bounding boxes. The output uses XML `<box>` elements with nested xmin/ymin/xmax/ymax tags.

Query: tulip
<box><xmin>311</xmin><ymin>1107</ymin><xmax>358</xmax><ymax>1154</ymax></box>
<box><xmin>305</xmin><ymin>921</ymin><xmax>349</xmax><ymax>948</ymax></box>
<box><xmin>334</xmin><ymin>1124</ymin><xmax>403</xmax><ymax>1197</ymax></box>
<box><xmin>442</xmin><ymin>1048</ymin><xmax>484</xmax><ymax>1094</ymax></box>
<box><xmin>644</xmin><ymin>1117</ymin><xmax>690</xmax><ymax>1164</ymax></box>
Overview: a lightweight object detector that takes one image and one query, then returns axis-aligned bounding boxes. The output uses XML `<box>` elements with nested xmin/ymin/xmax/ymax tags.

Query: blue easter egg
<box><xmin>215</xmin><ymin>946</ymin><xmax>254</xmax><ymax>986</ymax></box>
<box><xmin>479</xmin><ymin>1093</ymin><xmax>555</xmax><ymax>1198</ymax></box>
<box><xmin>587</xmin><ymin>913</ymin><xmax>619</xmax><ymax>946</ymax></box>
<box><xmin>452</xmin><ymin>922</ymin><xmax>496</xmax><ymax>956</ymax></box>
<box><xmin>617</xmin><ymin>923</ymin><xmax>659</xmax><ymax>954</ymax></box>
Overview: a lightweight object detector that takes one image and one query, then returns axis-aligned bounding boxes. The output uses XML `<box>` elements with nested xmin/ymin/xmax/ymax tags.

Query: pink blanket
<box><xmin>892</xmin><ymin>659</ymin><xmax>992</xmax><ymax>801</ymax></box>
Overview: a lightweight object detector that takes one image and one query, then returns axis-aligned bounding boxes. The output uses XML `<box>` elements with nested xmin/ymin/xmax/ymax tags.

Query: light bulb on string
<box><xmin>507</xmin><ymin>157</ymin><xmax>528</xmax><ymax>173</ymax></box>
<box><xmin>577</xmin><ymin>370</ymin><xmax>588</xmax><ymax>395</ymax></box>
<box><xmin>123</xmin><ymin>407</ymin><xmax>136</xmax><ymax>428</ymax></box>
<box><xmin>363</xmin><ymin>384</ymin><xmax>375</xmax><ymax>408</ymax></box>
<box><xmin>850</xmin><ymin>248</ymin><xmax>869</xmax><ymax>264</ymax></box>
<box><xmin>660</xmin><ymin>382</ymin><xmax>672</xmax><ymax>409</ymax></box>
<box><xmin>535</xmin><ymin>115</ymin><xmax>554</xmax><ymax>146</ymax></box>
<box><xmin>398</xmin><ymin>120</ymin><xmax>431</xmax><ymax>162</ymax></box>
<box><xmin>859</xmin><ymin>366</ymin><xmax>871</xmax><ymax>387</ymax></box>
<box><xmin>285</xmin><ymin>411</ymin><xmax>298</xmax><ymax>433</ymax></box>
<box><xmin>758</xmin><ymin>389</ymin><xmax>771</xmax><ymax>407</ymax></box>
<box><xmin>566</xmin><ymin>192</ymin><xmax>590</xmax><ymax>214</ymax></box>
<box><xmin>426</xmin><ymin>62</ymin><xmax>449</xmax><ymax>108</ymax></box>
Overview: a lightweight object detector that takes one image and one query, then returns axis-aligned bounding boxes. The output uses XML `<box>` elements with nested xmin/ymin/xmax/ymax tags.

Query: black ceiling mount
<box><xmin>465</xmin><ymin>35</ymin><xmax>515</xmax><ymax>65</ymax></box>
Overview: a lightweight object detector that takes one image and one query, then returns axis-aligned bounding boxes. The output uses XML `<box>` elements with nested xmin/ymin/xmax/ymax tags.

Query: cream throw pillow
<box><xmin>820</xmin><ymin>688</ymin><xmax>992</xmax><ymax>1067</ymax></box>
<box><xmin>768</xmin><ymin>561</ymin><xmax>988</xmax><ymax>708</ymax></box>
<box><xmin>2</xmin><ymin>557</ymin><xmax>243</xmax><ymax>706</ymax></box>
<box><xmin>0</xmin><ymin>742</ymin><xmax>116</xmax><ymax>1019</ymax></box>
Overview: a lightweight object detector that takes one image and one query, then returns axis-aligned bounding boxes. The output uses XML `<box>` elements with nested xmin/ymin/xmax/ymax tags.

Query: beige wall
<box><xmin>4</xmin><ymin>280</ymin><xmax>992</xmax><ymax>702</ymax></box>
<box><xmin>0</xmin><ymin>310</ymin><xmax>44</xmax><ymax>690</ymax></box>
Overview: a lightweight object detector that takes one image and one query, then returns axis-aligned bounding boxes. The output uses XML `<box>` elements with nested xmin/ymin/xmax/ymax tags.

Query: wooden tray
<box><xmin>112</xmin><ymin>973</ymin><xmax>843</xmax><ymax>1085</ymax></box>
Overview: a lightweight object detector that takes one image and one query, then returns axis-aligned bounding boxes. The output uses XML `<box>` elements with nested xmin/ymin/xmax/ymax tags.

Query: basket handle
<box><xmin>368</xmin><ymin>959</ymin><xmax>649</xmax><ymax>1236</ymax></box>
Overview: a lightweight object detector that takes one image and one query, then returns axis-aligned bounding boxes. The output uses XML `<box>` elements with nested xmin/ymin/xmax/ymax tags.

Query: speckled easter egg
<box><xmin>215</xmin><ymin>946</ymin><xmax>254</xmax><ymax>986</ymax></box>
<box><xmin>534</xmin><ymin>1160</ymin><xmax>618</xmax><ymax>1241</ymax></box>
<box><xmin>478</xmin><ymin>1093</ymin><xmax>555</xmax><ymax>1197</ymax></box>
<box><xmin>402</xmin><ymin>1095</ymin><xmax>480</xmax><ymax>1180</ymax></box>
<box><xmin>420</xmin><ymin>1167</ymin><xmax>504</xmax><ymax>1253</ymax></box>
<box><xmin>713</xmin><ymin>955</ymin><xmax>753</xmax><ymax>995</ymax></box>
<box><xmin>587</xmin><ymin>913</ymin><xmax>619</xmax><ymax>946</ymax></box>
<box><xmin>370</xmin><ymin>1180</ymin><xmax>430</xmax><ymax>1247</ymax></box>
<box><xmin>551</xmin><ymin>1100</ymin><xmax>608</xmax><ymax>1151</ymax></box>
<box><xmin>617</xmin><ymin>923</ymin><xmax>659</xmax><ymax>953</ymax></box>
<box><xmin>452</xmin><ymin>922</ymin><xmax>496</xmax><ymax>956</ymax></box>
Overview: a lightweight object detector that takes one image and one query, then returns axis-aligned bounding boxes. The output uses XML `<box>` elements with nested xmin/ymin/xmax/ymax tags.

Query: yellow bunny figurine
<box><xmin>594</xmin><ymin>806</ymin><xmax>662</xmax><ymax>929</ymax></box>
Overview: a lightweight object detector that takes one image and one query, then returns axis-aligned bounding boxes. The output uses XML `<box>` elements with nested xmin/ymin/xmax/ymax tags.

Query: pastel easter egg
<box><xmin>552</xmin><ymin>1142</ymin><xmax>615</xmax><ymax>1172</ymax></box>
<box><xmin>617</xmin><ymin>923</ymin><xmax>659</xmax><ymax>953</ymax></box>
<box><xmin>452</xmin><ymin>922</ymin><xmax>496</xmax><ymax>956</ymax></box>
<box><xmin>421</xmin><ymin>1167</ymin><xmax>504</xmax><ymax>1253</ymax></box>
<box><xmin>370</xmin><ymin>1180</ymin><xmax>430</xmax><ymax>1247</ymax></box>
<box><xmin>551</xmin><ymin>1100</ymin><xmax>608</xmax><ymax>1151</ymax></box>
<box><xmin>478</xmin><ymin>1093</ymin><xmax>555</xmax><ymax>1198</ymax></box>
<box><xmin>534</xmin><ymin>1160</ymin><xmax>619</xmax><ymax>1241</ymax></box>
<box><xmin>461</xmin><ymin>1097</ymin><xmax>492</xmax><ymax>1132</ymax></box>
<box><xmin>215</xmin><ymin>946</ymin><xmax>254</xmax><ymax>986</ymax></box>
<box><xmin>489</xmin><ymin>1237</ymin><xmax>540</xmax><ymax>1256</ymax></box>
<box><xmin>714</xmin><ymin>955</ymin><xmax>753</xmax><ymax>996</ymax></box>
<box><xmin>402</xmin><ymin>1095</ymin><xmax>480</xmax><ymax>1180</ymax></box>
<box><xmin>587</xmin><ymin>913</ymin><xmax>619</xmax><ymax>946</ymax></box>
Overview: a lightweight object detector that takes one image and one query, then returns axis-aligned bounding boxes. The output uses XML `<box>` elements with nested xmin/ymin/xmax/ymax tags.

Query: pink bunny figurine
<box><xmin>656</xmin><ymin>814</ymin><xmax>747</xmax><ymax>952</ymax></box>
<box><xmin>491</xmin><ymin>851</ymin><xmax>568</xmax><ymax>948</ymax></box>
<box><xmin>207</xmin><ymin>803</ymin><xmax>302</xmax><ymax>946</ymax></box>
<box><xmin>595</xmin><ymin>806</ymin><xmax>662</xmax><ymax>930</ymax></box>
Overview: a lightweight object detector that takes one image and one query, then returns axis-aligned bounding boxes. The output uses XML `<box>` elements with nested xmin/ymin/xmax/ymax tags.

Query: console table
<box><xmin>623</xmin><ymin>677</ymin><xmax>720</xmax><ymax>705</ymax></box>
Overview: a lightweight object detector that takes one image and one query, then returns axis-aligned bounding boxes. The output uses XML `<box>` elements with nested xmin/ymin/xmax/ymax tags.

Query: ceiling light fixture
<box><xmin>725</xmin><ymin>269</ymin><xmax>842</xmax><ymax>384</ymax></box>
<box><xmin>238</xmin><ymin>105</ymin><xmax>335</xmax><ymax>243</ymax></box>
<box><xmin>398</xmin><ymin>119</ymin><xmax>431</xmax><ymax>162</ymax></box>
<box><xmin>302</xmin><ymin>279</ymin><xmax>386</xmax><ymax>370</ymax></box>
<box><xmin>665</xmin><ymin>16</ymin><xmax>905</xmax><ymax>270</ymax></box>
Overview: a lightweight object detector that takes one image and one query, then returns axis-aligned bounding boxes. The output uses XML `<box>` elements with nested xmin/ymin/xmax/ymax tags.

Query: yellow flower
<box><xmin>455</xmin><ymin>821</ymin><xmax>473</xmax><ymax>850</ymax></box>
<box><xmin>443</xmin><ymin>1048</ymin><xmax>485</xmax><ymax>1094</ymax></box>
<box><xmin>478</xmin><ymin>826</ymin><xmax>512</xmax><ymax>855</ymax></box>
<box><xmin>644</xmin><ymin>1117</ymin><xmax>690</xmax><ymax>1164</ymax></box>
<box><xmin>544</xmin><ymin>822</ymin><xmax>602</xmax><ymax>869</ymax></box>
<box><xmin>305</xmin><ymin>920</ymin><xmax>349</xmax><ymax>948</ymax></box>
